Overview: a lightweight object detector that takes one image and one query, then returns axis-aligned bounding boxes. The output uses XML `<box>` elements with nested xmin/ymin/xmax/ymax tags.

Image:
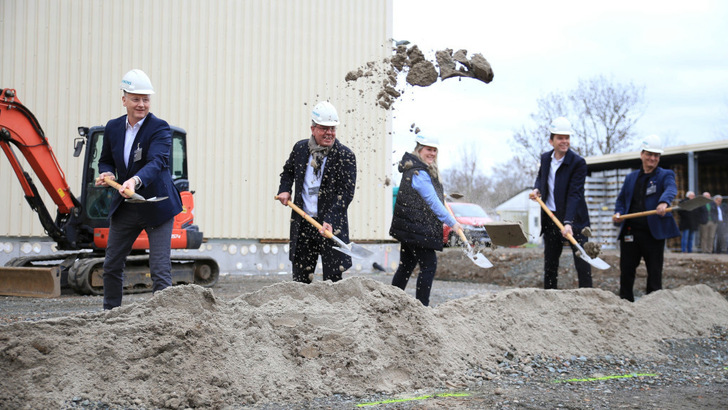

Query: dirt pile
<box><xmin>345</xmin><ymin>43</ymin><xmax>494</xmax><ymax>109</ymax></box>
<box><xmin>437</xmin><ymin>247</ymin><xmax>728</xmax><ymax>298</ymax></box>
<box><xmin>1</xmin><ymin>277</ymin><xmax>727</xmax><ymax>408</ymax></box>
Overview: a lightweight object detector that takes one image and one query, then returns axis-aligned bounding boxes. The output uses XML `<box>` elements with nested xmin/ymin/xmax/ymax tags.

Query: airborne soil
<box><xmin>1</xmin><ymin>247</ymin><xmax>727</xmax><ymax>409</ymax></box>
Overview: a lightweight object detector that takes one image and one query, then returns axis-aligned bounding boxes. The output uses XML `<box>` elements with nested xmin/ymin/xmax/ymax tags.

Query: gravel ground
<box><xmin>2</xmin><ymin>248</ymin><xmax>727</xmax><ymax>409</ymax></box>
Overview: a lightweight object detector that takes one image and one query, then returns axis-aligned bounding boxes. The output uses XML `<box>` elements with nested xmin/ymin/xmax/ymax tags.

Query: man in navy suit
<box><xmin>277</xmin><ymin>101</ymin><xmax>356</xmax><ymax>283</ymax></box>
<box><xmin>530</xmin><ymin>117</ymin><xmax>592</xmax><ymax>289</ymax></box>
<box><xmin>95</xmin><ymin>69</ymin><xmax>182</xmax><ymax>309</ymax></box>
<box><xmin>613</xmin><ymin>134</ymin><xmax>679</xmax><ymax>302</ymax></box>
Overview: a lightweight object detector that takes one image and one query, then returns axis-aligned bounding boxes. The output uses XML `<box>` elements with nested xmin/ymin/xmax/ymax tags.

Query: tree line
<box><xmin>442</xmin><ymin>75</ymin><xmax>646</xmax><ymax>211</ymax></box>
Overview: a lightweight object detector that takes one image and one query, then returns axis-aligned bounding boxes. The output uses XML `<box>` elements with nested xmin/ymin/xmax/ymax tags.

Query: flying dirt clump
<box><xmin>345</xmin><ymin>43</ymin><xmax>494</xmax><ymax>110</ymax></box>
<box><xmin>583</xmin><ymin>241</ymin><xmax>602</xmax><ymax>259</ymax></box>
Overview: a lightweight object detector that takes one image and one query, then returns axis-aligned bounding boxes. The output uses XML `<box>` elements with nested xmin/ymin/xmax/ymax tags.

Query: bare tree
<box><xmin>513</xmin><ymin>75</ymin><xmax>646</xmax><ymax>158</ymax></box>
<box><xmin>441</xmin><ymin>143</ymin><xmax>489</xmax><ymax>206</ymax></box>
<box><xmin>570</xmin><ymin>76</ymin><xmax>646</xmax><ymax>155</ymax></box>
<box><xmin>442</xmin><ymin>144</ymin><xmax>535</xmax><ymax>211</ymax></box>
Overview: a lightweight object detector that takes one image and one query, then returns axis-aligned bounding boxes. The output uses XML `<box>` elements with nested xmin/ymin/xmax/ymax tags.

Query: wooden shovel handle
<box><xmin>275</xmin><ymin>196</ymin><xmax>334</xmax><ymax>239</ymax></box>
<box><xmin>533</xmin><ymin>196</ymin><xmax>579</xmax><ymax>247</ymax></box>
<box><xmin>616</xmin><ymin>207</ymin><xmax>675</xmax><ymax>220</ymax></box>
<box><xmin>445</xmin><ymin>203</ymin><xmax>470</xmax><ymax>246</ymax></box>
<box><xmin>104</xmin><ymin>176</ymin><xmax>136</xmax><ymax>198</ymax></box>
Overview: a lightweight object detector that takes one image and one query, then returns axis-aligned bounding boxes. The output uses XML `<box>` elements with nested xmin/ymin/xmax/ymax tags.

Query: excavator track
<box><xmin>4</xmin><ymin>253</ymin><xmax>219</xmax><ymax>296</ymax></box>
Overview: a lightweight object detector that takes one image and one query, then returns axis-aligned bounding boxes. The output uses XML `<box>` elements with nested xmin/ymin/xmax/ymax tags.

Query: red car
<box><xmin>443</xmin><ymin>202</ymin><xmax>493</xmax><ymax>246</ymax></box>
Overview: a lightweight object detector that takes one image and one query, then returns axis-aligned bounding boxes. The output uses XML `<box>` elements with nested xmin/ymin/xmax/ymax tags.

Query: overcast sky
<box><xmin>390</xmin><ymin>0</ymin><xmax>728</xmax><ymax>174</ymax></box>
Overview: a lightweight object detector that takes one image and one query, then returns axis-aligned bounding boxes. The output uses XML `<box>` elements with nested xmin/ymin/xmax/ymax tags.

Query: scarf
<box><xmin>308</xmin><ymin>135</ymin><xmax>331</xmax><ymax>177</ymax></box>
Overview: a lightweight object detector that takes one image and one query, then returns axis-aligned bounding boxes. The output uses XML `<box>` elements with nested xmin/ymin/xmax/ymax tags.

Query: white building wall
<box><xmin>0</xmin><ymin>0</ymin><xmax>393</xmax><ymax>241</ymax></box>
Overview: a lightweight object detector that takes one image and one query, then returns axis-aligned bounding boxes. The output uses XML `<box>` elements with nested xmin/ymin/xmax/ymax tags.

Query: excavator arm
<box><xmin>0</xmin><ymin>88</ymin><xmax>82</xmax><ymax>249</ymax></box>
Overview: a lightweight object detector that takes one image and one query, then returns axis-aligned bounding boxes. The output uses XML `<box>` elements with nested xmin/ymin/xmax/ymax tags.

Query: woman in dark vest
<box><xmin>389</xmin><ymin>135</ymin><xmax>462</xmax><ymax>306</ymax></box>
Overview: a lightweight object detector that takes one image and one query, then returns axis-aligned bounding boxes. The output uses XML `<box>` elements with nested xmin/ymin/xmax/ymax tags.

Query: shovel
<box><xmin>104</xmin><ymin>177</ymin><xmax>168</xmax><ymax>203</ymax></box>
<box><xmin>445</xmin><ymin>201</ymin><xmax>493</xmax><ymax>268</ymax></box>
<box><xmin>275</xmin><ymin>196</ymin><xmax>373</xmax><ymax>260</ymax></box>
<box><xmin>615</xmin><ymin>195</ymin><xmax>711</xmax><ymax>220</ymax></box>
<box><xmin>534</xmin><ymin>196</ymin><xmax>610</xmax><ymax>270</ymax></box>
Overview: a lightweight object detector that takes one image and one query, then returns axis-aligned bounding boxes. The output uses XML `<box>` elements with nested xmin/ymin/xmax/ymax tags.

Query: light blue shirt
<box><xmin>412</xmin><ymin>171</ymin><xmax>457</xmax><ymax>227</ymax></box>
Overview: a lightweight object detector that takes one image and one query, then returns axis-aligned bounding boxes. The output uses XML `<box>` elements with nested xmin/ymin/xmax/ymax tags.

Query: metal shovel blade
<box><xmin>572</xmin><ymin>241</ymin><xmax>610</xmax><ymax>270</ymax></box>
<box><xmin>676</xmin><ymin>195</ymin><xmax>712</xmax><ymax>211</ymax></box>
<box><xmin>330</xmin><ymin>236</ymin><xmax>374</xmax><ymax>260</ymax></box>
<box><xmin>125</xmin><ymin>195</ymin><xmax>168</xmax><ymax>203</ymax></box>
<box><xmin>467</xmin><ymin>249</ymin><xmax>493</xmax><ymax>268</ymax></box>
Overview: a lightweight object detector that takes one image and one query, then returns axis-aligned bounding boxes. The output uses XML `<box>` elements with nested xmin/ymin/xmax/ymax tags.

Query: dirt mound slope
<box><xmin>437</xmin><ymin>247</ymin><xmax>728</xmax><ymax>298</ymax></box>
<box><xmin>1</xmin><ymin>275</ymin><xmax>727</xmax><ymax>408</ymax></box>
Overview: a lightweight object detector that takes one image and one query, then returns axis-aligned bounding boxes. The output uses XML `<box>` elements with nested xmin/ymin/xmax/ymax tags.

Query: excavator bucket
<box><xmin>0</xmin><ymin>266</ymin><xmax>61</xmax><ymax>298</ymax></box>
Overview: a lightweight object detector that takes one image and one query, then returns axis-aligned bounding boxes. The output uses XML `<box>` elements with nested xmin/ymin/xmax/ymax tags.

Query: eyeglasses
<box><xmin>314</xmin><ymin>125</ymin><xmax>336</xmax><ymax>133</ymax></box>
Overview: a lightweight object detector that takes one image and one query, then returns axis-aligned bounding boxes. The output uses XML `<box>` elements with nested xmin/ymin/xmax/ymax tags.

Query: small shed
<box><xmin>495</xmin><ymin>189</ymin><xmax>542</xmax><ymax>244</ymax></box>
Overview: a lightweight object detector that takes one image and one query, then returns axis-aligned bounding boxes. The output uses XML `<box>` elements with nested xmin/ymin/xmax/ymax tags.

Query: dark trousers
<box><xmin>391</xmin><ymin>242</ymin><xmax>437</xmax><ymax>306</ymax></box>
<box><xmin>542</xmin><ymin>218</ymin><xmax>592</xmax><ymax>289</ymax></box>
<box><xmin>103</xmin><ymin>204</ymin><xmax>174</xmax><ymax>310</ymax></box>
<box><xmin>619</xmin><ymin>228</ymin><xmax>665</xmax><ymax>302</ymax></box>
<box><xmin>291</xmin><ymin>219</ymin><xmax>343</xmax><ymax>284</ymax></box>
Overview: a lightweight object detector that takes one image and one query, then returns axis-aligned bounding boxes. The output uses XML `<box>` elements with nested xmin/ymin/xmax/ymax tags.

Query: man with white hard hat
<box><xmin>277</xmin><ymin>101</ymin><xmax>357</xmax><ymax>284</ymax></box>
<box><xmin>95</xmin><ymin>69</ymin><xmax>183</xmax><ymax>309</ymax></box>
<box><xmin>530</xmin><ymin>117</ymin><xmax>593</xmax><ymax>290</ymax></box>
<box><xmin>613</xmin><ymin>134</ymin><xmax>679</xmax><ymax>302</ymax></box>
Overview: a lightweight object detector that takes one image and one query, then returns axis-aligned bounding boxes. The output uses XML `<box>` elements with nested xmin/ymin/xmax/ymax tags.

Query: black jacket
<box><xmin>390</xmin><ymin>152</ymin><xmax>445</xmax><ymax>250</ymax></box>
<box><xmin>278</xmin><ymin>139</ymin><xmax>356</xmax><ymax>269</ymax></box>
<box><xmin>533</xmin><ymin>148</ymin><xmax>590</xmax><ymax>232</ymax></box>
<box><xmin>677</xmin><ymin>198</ymin><xmax>700</xmax><ymax>231</ymax></box>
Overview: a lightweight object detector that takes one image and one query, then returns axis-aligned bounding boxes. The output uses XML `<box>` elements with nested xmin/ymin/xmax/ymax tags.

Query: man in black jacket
<box><xmin>530</xmin><ymin>117</ymin><xmax>592</xmax><ymax>289</ymax></box>
<box><xmin>277</xmin><ymin>101</ymin><xmax>356</xmax><ymax>283</ymax></box>
<box><xmin>677</xmin><ymin>191</ymin><xmax>699</xmax><ymax>253</ymax></box>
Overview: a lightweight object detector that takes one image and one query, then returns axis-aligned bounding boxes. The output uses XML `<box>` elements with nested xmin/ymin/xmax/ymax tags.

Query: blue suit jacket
<box><xmin>614</xmin><ymin>167</ymin><xmax>680</xmax><ymax>240</ymax></box>
<box><xmin>278</xmin><ymin>139</ymin><xmax>356</xmax><ymax>269</ymax></box>
<box><xmin>534</xmin><ymin>149</ymin><xmax>590</xmax><ymax>232</ymax></box>
<box><xmin>98</xmin><ymin>113</ymin><xmax>182</xmax><ymax>227</ymax></box>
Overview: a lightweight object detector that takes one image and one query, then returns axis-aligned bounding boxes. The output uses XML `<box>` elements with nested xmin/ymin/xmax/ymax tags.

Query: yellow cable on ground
<box><xmin>357</xmin><ymin>392</ymin><xmax>470</xmax><ymax>407</ymax></box>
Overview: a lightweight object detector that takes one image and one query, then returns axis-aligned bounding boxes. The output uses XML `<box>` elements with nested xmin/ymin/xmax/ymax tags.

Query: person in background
<box><xmin>530</xmin><ymin>117</ymin><xmax>592</xmax><ymax>290</ymax></box>
<box><xmin>95</xmin><ymin>69</ymin><xmax>183</xmax><ymax>310</ymax></box>
<box><xmin>713</xmin><ymin>195</ymin><xmax>728</xmax><ymax>253</ymax></box>
<box><xmin>389</xmin><ymin>135</ymin><xmax>461</xmax><ymax>306</ymax></box>
<box><xmin>613</xmin><ymin>134</ymin><xmax>679</xmax><ymax>302</ymax></box>
<box><xmin>677</xmin><ymin>191</ymin><xmax>699</xmax><ymax>253</ymax></box>
<box><xmin>277</xmin><ymin>101</ymin><xmax>356</xmax><ymax>284</ymax></box>
<box><xmin>696</xmin><ymin>192</ymin><xmax>715</xmax><ymax>253</ymax></box>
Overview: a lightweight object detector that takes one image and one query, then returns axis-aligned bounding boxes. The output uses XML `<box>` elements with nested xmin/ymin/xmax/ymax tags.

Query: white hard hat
<box><xmin>311</xmin><ymin>101</ymin><xmax>340</xmax><ymax>126</ymax></box>
<box><xmin>414</xmin><ymin>134</ymin><xmax>439</xmax><ymax>149</ymax></box>
<box><xmin>548</xmin><ymin>117</ymin><xmax>574</xmax><ymax>135</ymax></box>
<box><xmin>120</xmin><ymin>69</ymin><xmax>155</xmax><ymax>95</ymax></box>
<box><xmin>640</xmin><ymin>134</ymin><xmax>664</xmax><ymax>154</ymax></box>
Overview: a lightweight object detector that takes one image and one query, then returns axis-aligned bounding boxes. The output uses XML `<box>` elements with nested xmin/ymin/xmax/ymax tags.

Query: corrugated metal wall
<box><xmin>0</xmin><ymin>0</ymin><xmax>393</xmax><ymax>241</ymax></box>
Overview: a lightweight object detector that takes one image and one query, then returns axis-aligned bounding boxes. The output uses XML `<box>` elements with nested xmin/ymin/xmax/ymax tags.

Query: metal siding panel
<box><xmin>1</xmin><ymin>0</ymin><xmax>392</xmax><ymax>241</ymax></box>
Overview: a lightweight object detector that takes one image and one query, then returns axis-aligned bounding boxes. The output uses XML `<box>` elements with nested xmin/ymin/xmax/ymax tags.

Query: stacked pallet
<box><xmin>584</xmin><ymin>169</ymin><xmax>632</xmax><ymax>249</ymax></box>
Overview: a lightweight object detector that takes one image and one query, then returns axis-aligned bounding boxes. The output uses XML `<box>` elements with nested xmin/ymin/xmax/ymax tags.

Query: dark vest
<box><xmin>389</xmin><ymin>152</ymin><xmax>445</xmax><ymax>250</ymax></box>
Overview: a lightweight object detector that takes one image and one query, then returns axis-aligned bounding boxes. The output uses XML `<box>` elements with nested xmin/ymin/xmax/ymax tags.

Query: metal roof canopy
<box><xmin>585</xmin><ymin>139</ymin><xmax>728</xmax><ymax>193</ymax></box>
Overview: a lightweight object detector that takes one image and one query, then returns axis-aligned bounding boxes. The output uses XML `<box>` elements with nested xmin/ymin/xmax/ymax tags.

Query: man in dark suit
<box><xmin>530</xmin><ymin>117</ymin><xmax>592</xmax><ymax>289</ymax></box>
<box><xmin>696</xmin><ymin>192</ymin><xmax>715</xmax><ymax>253</ymax></box>
<box><xmin>277</xmin><ymin>101</ymin><xmax>356</xmax><ymax>283</ymax></box>
<box><xmin>677</xmin><ymin>191</ymin><xmax>699</xmax><ymax>253</ymax></box>
<box><xmin>713</xmin><ymin>195</ymin><xmax>728</xmax><ymax>253</ymax></box>
<box><xmin>95</xmin><ymin>69</ymin><xmax>182</xmax><ymax>310</ymax></box>
<box><xmin>613</xmin><ymin>134</ymin><xmax>679</xmax><ymax>302</ymax></box>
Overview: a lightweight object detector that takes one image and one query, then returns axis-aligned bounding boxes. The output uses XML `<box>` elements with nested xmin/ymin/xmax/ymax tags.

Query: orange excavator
<box><xmin>0</xmin><ymin>88</ymin><xmax>219</xmax><ymax>297</ymax></box>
